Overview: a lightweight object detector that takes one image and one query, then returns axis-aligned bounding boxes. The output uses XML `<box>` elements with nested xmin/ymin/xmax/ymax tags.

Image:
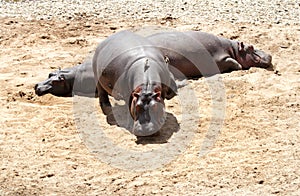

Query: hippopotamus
<box><xmin>93</xmin><ymin>30</ymin><xmax>177</xmax><ymax>136</ymax></box>
<box><xmin>34</xmin><ymin>60</ymin><xmax>97</xmax><ymax>97</ymax></box>
<box><xmin>147</xmin><ymin>31</ymin><xmax>273</xmax><ymax>78</ymax></box>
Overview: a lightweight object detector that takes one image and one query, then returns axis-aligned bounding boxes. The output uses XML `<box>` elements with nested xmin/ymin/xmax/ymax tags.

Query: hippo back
<box><xmin>93</xmin><ymin>30</ymin><xmax>176</xmax><ymax>99</ymax></box>
<box><xmin>92</xmin><ymin>30</ymin><xmax>178</xmax><ymax>136</ymax></box>
<box><xmin>147</xmin><ymin>31</ymin><xmax>221</xmax><ymax>78</ymax></box>
<box><xmin>73</xmin><ymin>60</ymin><xmax>98</xmax><ymax>97</ymax></box>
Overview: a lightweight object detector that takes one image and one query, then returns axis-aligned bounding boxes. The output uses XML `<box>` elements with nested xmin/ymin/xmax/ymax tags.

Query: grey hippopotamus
<box><xmin>147</xmin><ymin>31</ymin><xmax>273</xmax><ymax>78</ymax></box>
<box><xmin>34</xmin><ymin>60</ymin><xmax>97</xmax><ymax>97</ymax></box>
<box><xmin>93</xmin><ymin>30</ymin><xmax>177</xmax><ymax>136</ymax></box>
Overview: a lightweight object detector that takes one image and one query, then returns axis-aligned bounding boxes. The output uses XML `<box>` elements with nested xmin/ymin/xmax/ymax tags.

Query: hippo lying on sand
<box><xmin>147</xmin><ymin>31</ymin><xmax>273</xmax><ymax>78</ymax></box>
<box><xmin>35</xmin><ymin>30</ymin><xmax>273</xmax><ymax>98</ymax></box>
<box><xmin>34</xmin><ymin>60</ymin><xmax>97</xmax><ymax>97</ymax></box>
<box><xmin>93</xmin><ymin>30</ymin><xmax>177</xmax><ymax>136</ymax></box>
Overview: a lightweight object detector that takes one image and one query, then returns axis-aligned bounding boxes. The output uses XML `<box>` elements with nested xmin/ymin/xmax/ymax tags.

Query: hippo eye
<box><xmin>58</xmin><ymin>75</ymin><xmax>65</xmax><ymax>81</ymax></box>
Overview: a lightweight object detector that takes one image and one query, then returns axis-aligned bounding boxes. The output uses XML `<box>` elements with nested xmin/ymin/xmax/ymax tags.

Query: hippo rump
<box><xmin>147</xmin><ymin>31</ymin><xmax>273</xmax><ymax>79</ymax></box>
<box><xmin>93</xmin><ymin>30</ymin><xmax>177</xmax><ymax>136</ymax></box>
<box><xmin>34</xmin><ymin>60</ymin><xmax>97</xmax><ymax>97</ymax></box>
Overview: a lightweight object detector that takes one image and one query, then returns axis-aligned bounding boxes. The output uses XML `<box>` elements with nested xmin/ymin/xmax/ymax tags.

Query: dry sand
<box><xmin>0</xmin><ymin>1</ymin><xmax>300</xmax><ymax>195</ymax></box>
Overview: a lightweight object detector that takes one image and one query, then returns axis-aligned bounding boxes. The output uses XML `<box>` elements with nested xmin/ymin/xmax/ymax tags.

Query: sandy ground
<box><xmin>1</xmin><ymin>6</ymin><xmax>300</xmax><ymax>196</ymax></box>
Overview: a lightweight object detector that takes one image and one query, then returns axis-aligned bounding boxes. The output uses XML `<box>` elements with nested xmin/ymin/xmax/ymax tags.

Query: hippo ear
<box><xmin>248</xmin><ymin>45</ymin><xmax>254</xmax><ymax>52</ymax></box>
<box><xmin>48</xmin><ymin>72</ymin><xmax>56</xmax><ymax>78</ymax></box>
<box><xmin>238</xmin><ymin>42</ymin><xmax>245</xmax><ymax>52</ymax></box>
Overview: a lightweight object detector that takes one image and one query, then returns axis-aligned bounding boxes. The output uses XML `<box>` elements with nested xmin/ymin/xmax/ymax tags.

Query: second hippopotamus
<box><xmin>147</xmin><ymin>31</ymin><xmax>273</xmax><ymax>78</ymax></box>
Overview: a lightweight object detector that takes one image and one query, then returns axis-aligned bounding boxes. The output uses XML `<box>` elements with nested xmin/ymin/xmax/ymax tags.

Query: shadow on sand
<box><xmin>107</xmin><ymin>103</ymin><xmax>180</xmax><ymax>145</ymax></box>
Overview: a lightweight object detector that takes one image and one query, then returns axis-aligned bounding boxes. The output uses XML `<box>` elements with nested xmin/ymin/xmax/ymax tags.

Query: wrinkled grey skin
<box><xmin>93</xmin><ymin>30</ymin><xmax>177</xmax><ymax>137</ymax></box>
<box><xmin>34</xmin><ymin>60</ymin><xmax>97</xmax><ymax>97</ymax></box>
<box><xmin>147</xmin><ymin>31</ymin><xmax>273</xmax><ymax>79</ymax></box>
<box><xmin>35</xmin><ymin>30</ymin><xmax>272</xmax><ymax>98</ymax></box>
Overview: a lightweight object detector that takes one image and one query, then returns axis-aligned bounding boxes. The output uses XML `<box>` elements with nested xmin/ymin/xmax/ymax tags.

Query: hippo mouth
<box><xmin>253</xmin><ymin>50</ymin><xmax>273</xmax><ymax>69</ymax></box>
<box><xmin>260</xmin><ymin>55</ymin><xmax>273</xmax><ymax>69</ymax></box>
<box><xmin>130</xmin><ymin>100</ymin><xmax>167</xmax><ymax>136</ymax></box>
<box><xmin>34</xmin><ymin>84</ymin><xmax>51</xmax><ymax>96</ymax></box>
<box><xmin>131</xmin><ymin>115</ymin><xmax>166</xmax><ymax>136</ymax></box>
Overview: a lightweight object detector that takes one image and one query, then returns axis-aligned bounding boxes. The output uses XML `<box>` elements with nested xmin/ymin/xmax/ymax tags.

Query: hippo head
<box><xmin>237</xmin><ymin>42</ymin><xmax>273</xmax><ymax>69</ymax></box>
<box><xmin>34</xmin><ymin>69</ymin><xmax>73</xmax><ymax>97</ymax></box>
<box><xmin>129</xmin><ymin>84</ymin><xmax>166</xmax><ymax>137</ymax></box>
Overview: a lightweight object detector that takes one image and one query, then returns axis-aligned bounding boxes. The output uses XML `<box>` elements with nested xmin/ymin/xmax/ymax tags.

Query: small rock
<box><xmin>5</xmin><ymin>20</ymin><xmax>16</xmax><ymax>25</ymax></box>
<box><xmin>16</xmin><ymin>84</ymin><xmax>24</xmax><ymax>87</ymax></box>
<box><xmin>84</xmin><ymin>23</ymin><xmax>91</xmax><ymax>28</ymax></box>
<box><xmin>280</xmin><ymin>45</ymin><xmax>289</xmax><ymax>49</ymax></box>
<box><xmin>258</xmin><ymin>180</ymin><xmax>264</xmax><ymax>184</ymax></box>
<box><xmin>40</xmin><ymin>35</ymin><xmax>51</xmax><ymax>39</ymax></box>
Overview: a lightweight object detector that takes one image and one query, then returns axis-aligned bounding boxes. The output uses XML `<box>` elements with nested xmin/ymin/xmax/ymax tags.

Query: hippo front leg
<box><xmin>96</xmin><ymin>82</ymin><xmax>112</xmax><ymax>115</ymax></box>
<box><xmin>219</xmin><ymin>57</ymin><xmax>243</xmax><ymax>72</ymax></box>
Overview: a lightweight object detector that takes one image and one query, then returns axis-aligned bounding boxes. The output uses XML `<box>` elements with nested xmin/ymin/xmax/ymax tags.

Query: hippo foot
<box><xmin>106</xmin><ymin>112</ymin><xmax>117</xmax><ymax>125</ymax></box>
<box><xmin>100</xmin><ymin>103</ymin><xmax>113</xmax><ymax>115</ymax></box>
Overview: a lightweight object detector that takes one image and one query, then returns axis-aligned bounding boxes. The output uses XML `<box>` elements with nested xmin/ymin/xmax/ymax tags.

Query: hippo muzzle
<box><xmin>34</xmin><ymin>74</ymin><xmax>71</xmax><ymax>97</ymax></box>
<box><xmin>130</xmin><ymin>89</ymin><xmax>166</xmax><ymax>136</ymax></box>
<box><xmin>34</xmin><ymin>80</ymin><xmax>53</xmax><ymax>96</ymax></box>
<box><xmin>254</xmin><ymin>50</ymin><xmax>273</xmax><ymax>69</ymax></box>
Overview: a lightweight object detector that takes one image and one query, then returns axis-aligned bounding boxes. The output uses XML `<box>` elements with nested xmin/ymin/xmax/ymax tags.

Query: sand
<box><xmin>0</xmin><ymin>1</ymin><xmax>300</xmax><ymax>195</ymax></box>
